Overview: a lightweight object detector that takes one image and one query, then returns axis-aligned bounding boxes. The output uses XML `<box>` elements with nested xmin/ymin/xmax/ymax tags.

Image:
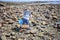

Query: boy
<box><xmin>18</xmin><ymin>8</ymin><xmax>31</xmax><ymax>32</ymax></box>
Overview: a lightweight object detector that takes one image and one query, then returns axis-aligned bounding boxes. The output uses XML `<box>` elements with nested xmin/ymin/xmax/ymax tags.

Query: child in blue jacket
<box><xmin>18</xmin><ymin>9</ymin><xmax>31</xmax><ymax>31</ymax></box>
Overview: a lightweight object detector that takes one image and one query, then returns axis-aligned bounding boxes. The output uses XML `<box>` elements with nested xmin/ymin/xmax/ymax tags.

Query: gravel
<box><xmin>0</xmin><ymin>2</ymin><xmax>60</xmax><ymax>40</ymax></box>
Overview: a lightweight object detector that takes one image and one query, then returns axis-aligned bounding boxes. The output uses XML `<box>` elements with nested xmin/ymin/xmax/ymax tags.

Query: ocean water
<box><xmin>0</xmin><ymin>0</ymin><xmax>60</xmax><ymax>4</ymax></box>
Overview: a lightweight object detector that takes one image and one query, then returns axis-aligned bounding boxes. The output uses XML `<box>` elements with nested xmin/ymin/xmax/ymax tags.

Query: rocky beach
<box><xmin>0</xmin><ymin>2</ymin><xmax>60</xmax><ymax>40</ymax></box>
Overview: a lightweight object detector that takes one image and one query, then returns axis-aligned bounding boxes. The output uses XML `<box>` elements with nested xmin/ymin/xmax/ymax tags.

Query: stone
<box><xmin>0</xmin><ymin>23</ymin><xmax>2</xmax><ymax>27</ymax></box>
<box><xmin>10</xmin><ymin>32</ymin><xmax>15</xmax><ymax>36</ymax></box>
<box><xmin>31</xmin><ymin>22</ymin><xmax>37</xmax><ymax>26</ymax></box>
<box><xmin>53</xmin><ymin>16</ymin><xmax>58</xmax><ymax>19</ymax></box>
<box><xmin>56</xmin><ymin>22</ymin><xmax>60</xmax><ymax>29</ymax></box>
<box><xmin>30</xmin><ymin>29</ymin><xmax>37</xmax><ymax>34</ymax></box>
<box><xmin>38</xmin><ymin>32</ymin><xmax>44</xmax><ymax>37</ymax></box>
<box><xmin>18</xmin><ymin>38</ymin><xmax>23</xmax><ymax>40</ymax></box>
<box><xmin>24</xmin><ymin>30</ymin><xmax>31</xmax><ymax>34</ymax></box>
<box><xmin>42</xmin><ymin>21</ymin><xmax>47</xmax><ymax>25</ymax></box>
<box><xmin>5</xmin><ymin>34</ymin><xmax>10</xmax><ymax>37</ymax></box>
<box><xmin>0</xmin><ymin>37</ymin><xmax>2</xmax><ymax>40</ymax></box>
<box><xmin>10</xmin><ymin>36</ymin><xmax>16</xmax><ymax>40</ymax></box>
<box><xmin>52</xmin><ymin>16</ymin><xmax>57</xmax><ymax>21</ymax></box>
<box><xmin>45</xmin><ymin>15</ymin><xmax>50</xmax><ymax>19</ymax></box>
<box><xmin>16</xmin><ymin>24</ymin><xmax>20</xmax><ymax>28</ymax></box>
<box><xmin>3</xmin><ymin>12</ymin><xmax>7</xmax><ymax>15</ymax></box>
<box><xmin>0</xmin><ymin>10</ymin><xmax>3</xmax><ymax>13</ymax></box>
<box><xmin>1</xmin><ymin>35</ymin><xmax>7</xmax><ymax>40</ymax></box>
<box><xmin>12</xmin><ymin>17</ymin><xmax>18</xmax><ymax>21</ymax></box>
<box><xmin>0</xmin><ymin>4</ymin><xmax>5</xmax><ymax>7</ymax></box>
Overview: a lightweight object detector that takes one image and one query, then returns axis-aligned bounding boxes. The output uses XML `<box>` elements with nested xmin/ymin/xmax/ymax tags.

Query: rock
<box><xmin>44</xmin><ymin>32</ymin><xmax>49</xmax><ymax>35</ymax></box>
<box><xmin>56</xmin><ymin>22</ymin><xmax>60</xmax><ymax>29</ymax></box>
<box><xmin>21</xmin><ymin>25</ymin><xmax>29</xmax><ymax>29</ymax></box>
<box><xmin>52</xmin><ymin>16</ymin><xmax>57</xmax><ymax>21</ymax></box>
<box><xmin>48</xmin><ymin>7</ymin><xmax>54</xmax><ymax>11</ymax></box>
<box><xmin>51</xmin><ymin>13</ymin><xmax>55</xmax><ymax>15</ymax></box>
<box><xmin>53</xmin><ymin>16</ymin><xmax>58</xmax><ymax>19</ymax></box>
<box><xmin>0</xmin><ymin>37</ymin><xmax>2</xmax><ymax>40</ymax></box>
<box><xmin>0</xmin><ymin>4</ymin><xmax>5</xmax><ymax>7</ymax></box>
<box><xmin>38</xmin><ymin>32</ymin><xmax>44</xmax><ymax>37</ymax></box>
<box><xmin>0</xmin><ymin>23</ymin><xmax>2</xmax><ymax>27</ymax></box>
<box><xmin>1</xmin><ymin>35</ymin><xmax>7</xmax><ymax>40</ymax></box>
<box><xmin>10</xmin><ymin>36</ymin><xmax>16</xmax><ymax>40</ymax></box>
<box><xmin>45</xmin><ymin>15</ymin><xmax>50</xmax><ymax>19</ymax></box>
<box><xmin>30</xmin><ymin>29</ymin><xmax>37</xmax><ymax>34</ymax></box>
<box><xmin>10</xmin><ymin>32</ymin><xmax>15</xmax><ymax>36</ymax></box>
<box><xmin>31</xmin><ymin>22</ymin><xmax>37</xmax><ymax>26</ymax></box>
<box><xmin>12</xmin><ymin>16</ymin><xmax>18</xmax><ymax>21</ymax></box>
<box><xmin>3</xmin><ymin>12</ymin><xmax>7</xmax><ymax>15</ymax></box>
<box><xmin>0</xmin><ymin>10</ymin><xmax>3</xmax><ymax>13</ymax></box>
<box><xmin>24</xmin><ymin>30</ymin><xmax>31</xmax><ymax>34</ymax></box>
<box><xmin>18</xmin><ymin>38</ymin><xmax>23</xmax><ymax>40</ymax></box>
<box><xmin>42</xmin><ymin>21</ymin><xmax>47</xmax><ymax>25</ymax></box>
<box><xmin>11</xmin><ymin>27</ymin><xmax>20</xmax><ymax>32</ymax></box>
<box><xmin>16</xmin><ymin>24</ymin><xmax>20</xmax><ymax>28</ymax></box>
<box><xmin>5</xmin><ymin>34</ymin><xmax>10</xmax><ymax>37</ymax></box>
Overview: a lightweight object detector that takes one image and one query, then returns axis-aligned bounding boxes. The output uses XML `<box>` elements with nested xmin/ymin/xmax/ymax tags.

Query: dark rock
<box><xmin>5</xmin><ymin>35</ymin><xmax>10</xmax><ymax>37</ymax></box>
<box><xmin>8</xmin><ymin>22</ymin><xmax>13</xmax><ymax>24</ymax></box>
<box><xmin>12</xmin><ymin>27</ymin><xmax>22</xmax><ymax>32</ymax></box>
<box><xmin>10</xmin><ymin>32</ymin><xmax>15</xmax><ymax>36</ymax></box>
<box><xmin>31</xmin><ymin>22</ymin><xmax>36</xmax><ymax>26</ymax></box>
<box><xmin>49</xmin><ymin>7</ymin><xmax>54</xmax><ymax>11</ymax></box>
<box><xmin>0</xmin><ymin>4</ymin><xmax>5</xmax><ymax>7</ymax></box>
<box><xmin>57</xmin><ymin>24</ymin><xmax>60</xmax><ymax>29</ymax></box>
<box><xmin>0</xmin><ymin>37</ymin><xmax>2</xmax><ymax>40</ymax></box>
<box><xmin>5</xmin><ymin>34</ymin><xmax>10</xmax><ymax>37</ymax></box>
<box><xmin>56</xmin><ymin>22</ymin><xmax>60</xmax><ymax>29</ymax></box>
<box><xmin>45</xmin><ymin>15</ymin><xmax>50</xmax><ymax>19</ymax></box>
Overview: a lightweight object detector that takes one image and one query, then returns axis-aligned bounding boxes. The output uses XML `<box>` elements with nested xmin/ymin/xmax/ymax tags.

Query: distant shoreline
<box><xmin>0</xmin><ymin>1</ymin><xmax>60</xmax><ymax>5</ymax></box>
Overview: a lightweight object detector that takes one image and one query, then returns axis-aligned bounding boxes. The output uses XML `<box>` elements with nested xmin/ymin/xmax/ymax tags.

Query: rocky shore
<box><xmin>0</xmin><ymin>2</ymin><xmax>60</xmax><ymax>40</ymax></box>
